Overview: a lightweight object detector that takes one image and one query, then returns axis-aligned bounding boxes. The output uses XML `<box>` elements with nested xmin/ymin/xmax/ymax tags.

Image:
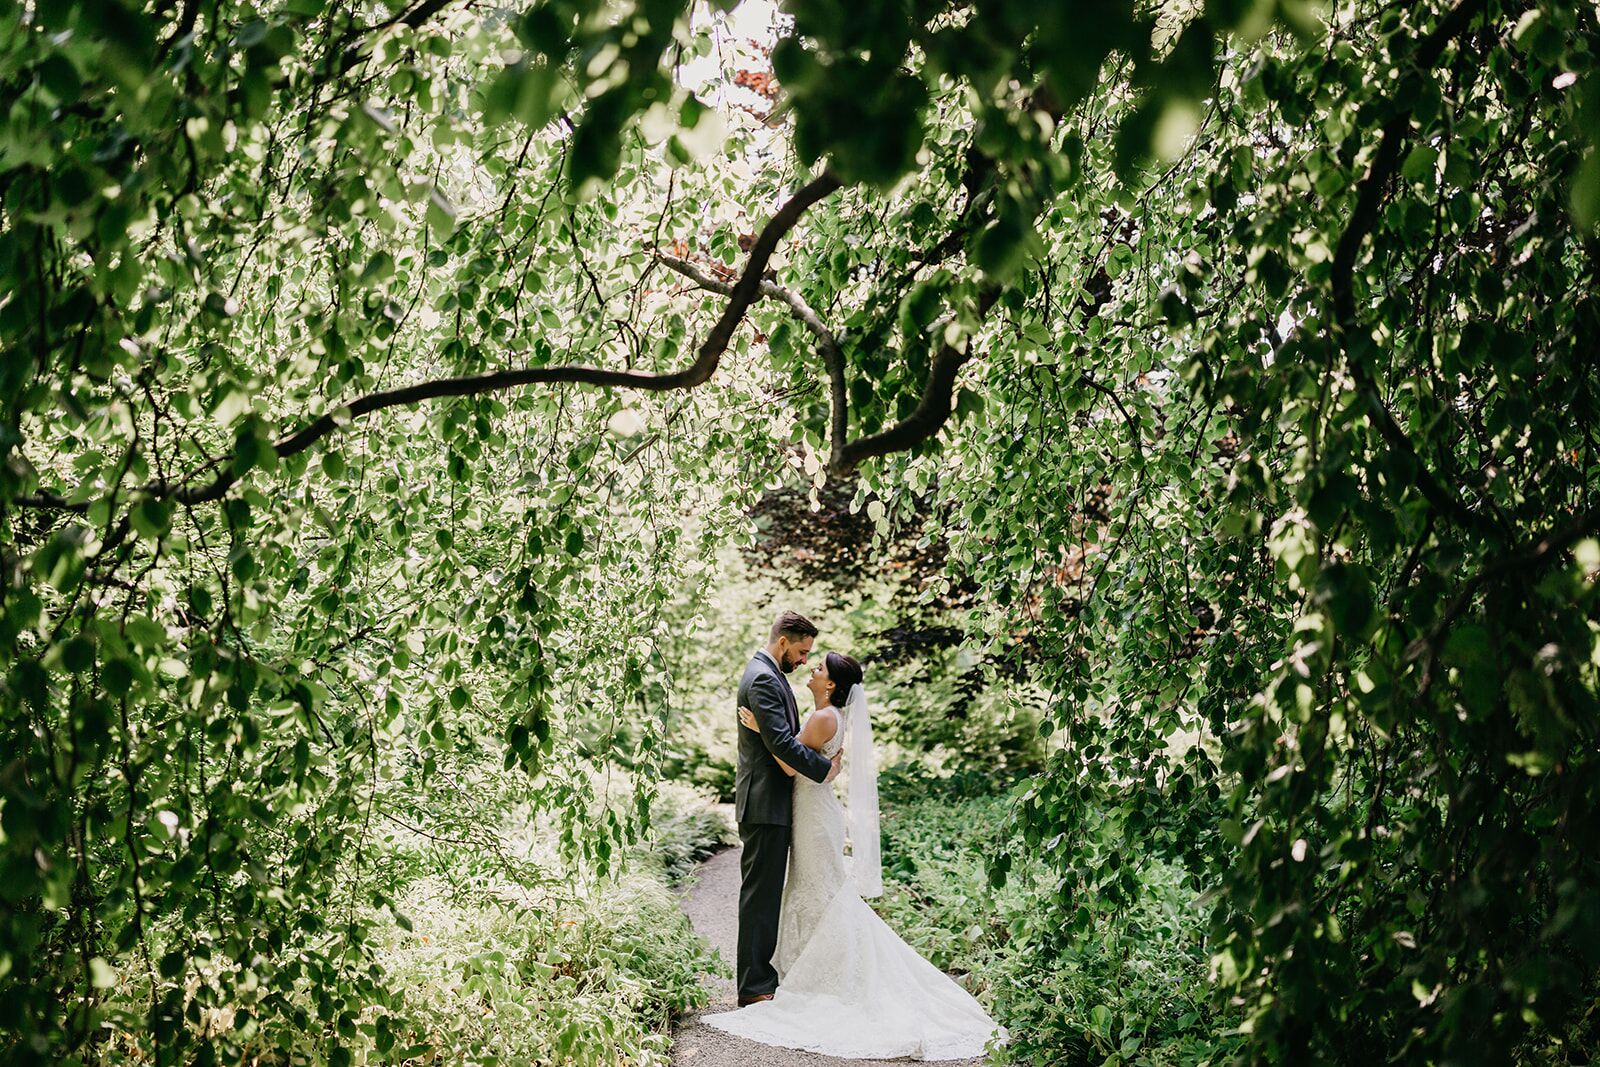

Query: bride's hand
<box><xmin>738</xmin><ymin>705</ymin><xmax>758</xmax><ymax>731</ymax></box>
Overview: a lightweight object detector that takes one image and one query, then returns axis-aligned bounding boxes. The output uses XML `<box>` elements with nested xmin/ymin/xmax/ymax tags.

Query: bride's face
<box><xmin>806</xmin><ymin>660</ymin><xmax>833</xmax><ymax>702</ymax></box>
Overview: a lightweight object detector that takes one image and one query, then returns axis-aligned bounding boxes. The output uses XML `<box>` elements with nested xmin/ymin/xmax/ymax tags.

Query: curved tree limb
<box><xmin>14</xmin><ymin>171</ymin><xmax>844</xmax><ymax>513</ymax></box>
<box><xmin>831</xmin><ymin>342</ymin><xmax>971</xmax><ymax>474</ymax></box>
<box><xmin>659</xmin><ymin>249</ymin><xmax>1003</xmax><ymax>476</ymax></box>
<box><xmin>1329</xmin><ymin>0</ymin><xmax>1495</xmax><ymax>536</ymax></box>
<box><xmin>654</xmin><ymin>251</ymin><xmax>848</xmax><ymax>460</ymax></box>
<box><xmin>831</xmin><ymin>286</ymin><xmax>1000</xmax><ymax>475</ymax></box>
<box><xmin>658</xmin><ymin>248</ymin><xmax>997</xmax><ymax>477</ymax></box>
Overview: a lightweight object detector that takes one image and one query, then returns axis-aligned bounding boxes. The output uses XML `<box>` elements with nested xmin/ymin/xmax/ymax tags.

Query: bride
<box><xmin>703</xmin><ymin>651</ymin><xmax>1004</xmax><ymax>1061</ymax></box>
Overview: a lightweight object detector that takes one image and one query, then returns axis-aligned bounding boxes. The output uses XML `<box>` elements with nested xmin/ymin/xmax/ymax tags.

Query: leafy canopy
<box><xmin>2</xmin><ymin>0</ymin><xmax>1598</xmax><ymax>1063</ymax></box>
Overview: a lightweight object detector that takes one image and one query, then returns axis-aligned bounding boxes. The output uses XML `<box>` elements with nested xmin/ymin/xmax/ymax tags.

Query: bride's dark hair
<box><xmin>825</xmin><ymin>651</ymin><xmax>863</xmax><ymax>708</ymax></box>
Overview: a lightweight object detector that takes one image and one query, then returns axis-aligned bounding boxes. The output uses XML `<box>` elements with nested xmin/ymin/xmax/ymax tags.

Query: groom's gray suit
<box><xmin>735</xmin><ymin>649</ymin><xmax>833</xmax><ymax>999</ymax></box>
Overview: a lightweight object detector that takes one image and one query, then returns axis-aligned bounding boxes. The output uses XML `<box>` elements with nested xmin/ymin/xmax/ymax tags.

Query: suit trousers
<box><xmin>736</xmin><ymin>822</ymin><xmax>791</xmax><ymax>998</ymax></box>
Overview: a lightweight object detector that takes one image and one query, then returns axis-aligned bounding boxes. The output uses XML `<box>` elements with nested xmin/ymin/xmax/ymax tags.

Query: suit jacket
<box><xmin>734</xmin><ymin>649</ymin><xmax>833</xmax><ymax>825</ymax></box>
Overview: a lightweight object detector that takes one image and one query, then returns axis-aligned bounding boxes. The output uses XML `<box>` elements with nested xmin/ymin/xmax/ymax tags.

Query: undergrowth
<box><xmin>875</xmin><ymin>772</ymin><xmax>1240</xmax><ymax>1066</ymax></box>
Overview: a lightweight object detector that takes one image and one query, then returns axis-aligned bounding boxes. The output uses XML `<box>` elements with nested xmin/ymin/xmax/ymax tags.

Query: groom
<box><xmin>734</xmin><ymin>610</ymin><xmax>842</xmax><ymax>1006</ymax></box>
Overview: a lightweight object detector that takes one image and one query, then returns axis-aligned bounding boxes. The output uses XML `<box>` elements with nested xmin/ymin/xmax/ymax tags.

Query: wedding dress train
<box><xmin>703</xmin><ymin>697</ymin><xmax>1003</xmax><ymax>1060</ymax></box>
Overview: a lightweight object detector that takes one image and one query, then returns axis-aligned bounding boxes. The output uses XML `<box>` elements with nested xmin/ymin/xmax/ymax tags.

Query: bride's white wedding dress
<box><xmin>703</xmin><ymin>694</ymin><xmax>1003</xmax><ymax>1060</ymax></box>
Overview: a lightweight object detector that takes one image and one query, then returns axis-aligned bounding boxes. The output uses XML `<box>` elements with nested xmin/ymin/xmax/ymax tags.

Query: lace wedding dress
<box><xmin>704</xmin><ymin>691</ymin><xmax>1003</xmax><ymax>1060</ymax></box>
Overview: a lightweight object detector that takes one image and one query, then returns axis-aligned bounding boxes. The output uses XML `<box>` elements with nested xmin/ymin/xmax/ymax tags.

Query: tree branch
<box><xmin>1405</xmin><ymin>502</ymin><xmax>1600</xmax><ymax>694</ymax></box>
<box><xmin>339</xmin><ymin>0</ymin><xmax>462</xmax><ymax>74</ymax></box>
<box><xmin>392</xmin><ymin>0</ymin><xmax>457</xmax><ymax>30</ymax></box>
<box><xmin>13</xmin><ymin>172</ymin><xmax>844</xmax><ymax>512</ymax></box>
<box><xmin>1329</xmin><ymin>0</ymin><xmax>1494</xmax><ymax>535</ymax></box>
<box><xmin>656</xmin><ymin>250</ymin><xmax>994</xmax><ymax>476</ymax></box>
<box><xmin>655</xmin><ymin>118</ymin><xmax>1030</xmax><ymax>479</ymax></box>
<box><xmin>1079</xmin><ymin>372</ymin><xmax>1143</xmax><ymax>458</ymax></box>
<box><xmin>654</xmin><ymin>251</ymin><xmax>848</xmax><ymax>459</ymax></box>
<box><xmin>831</xmin><ymin>286</ymin><xmax>1000</xmax><ymax>475</ymax></box>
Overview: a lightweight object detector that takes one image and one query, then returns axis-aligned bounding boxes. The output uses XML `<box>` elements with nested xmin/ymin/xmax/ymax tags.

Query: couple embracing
<box><xmin>702</xmin><ymin>611</ymin><xmax>1003</xmax><ymax>1061</ymax></box>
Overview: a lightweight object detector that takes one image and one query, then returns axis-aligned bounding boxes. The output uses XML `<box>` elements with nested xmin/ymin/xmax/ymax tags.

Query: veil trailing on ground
<box><xmin>844</xmin><ymin>683</ymin><xmax>882</xmax><ymax>898</ymax></box>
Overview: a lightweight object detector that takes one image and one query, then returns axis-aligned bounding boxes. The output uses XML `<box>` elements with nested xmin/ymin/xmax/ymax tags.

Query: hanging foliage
<box><xmin>2</xmin><ymin>0</ymin><xmax>1597</xmax><ymax>1062</ymax></box>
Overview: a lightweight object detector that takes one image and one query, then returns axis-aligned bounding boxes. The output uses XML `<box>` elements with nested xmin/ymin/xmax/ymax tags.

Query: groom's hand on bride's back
<box><xmin>825</xmin><ymin>749</ymin><xmax>844</xmax><ymax>783</ymax></box>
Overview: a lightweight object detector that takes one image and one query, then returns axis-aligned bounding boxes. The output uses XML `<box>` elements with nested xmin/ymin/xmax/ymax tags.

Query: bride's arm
<box><xmin>739</xmin><ymin>705</ymin><xmax>798</xmax><ymax>776</ymax></box>
<box><xmin>738</xmin><ymin>705</ymin><xmax>838</xmax><ymax>771</ymax></box>
<box><xmin>743</xmin><ymin>677</ymin><xmax>835</xmax><ymax>783</ymax></box>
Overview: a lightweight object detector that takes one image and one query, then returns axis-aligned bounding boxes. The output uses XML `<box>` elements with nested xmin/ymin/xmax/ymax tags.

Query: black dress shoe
<box><xmin>736</xmin><ymin>992</ymin><xmax>775</xmax><ymax>1007</ymax></box>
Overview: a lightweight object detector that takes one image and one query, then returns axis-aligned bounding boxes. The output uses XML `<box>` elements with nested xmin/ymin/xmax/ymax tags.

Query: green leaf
<box><xmin>124</xmin><ymin>616</ymin><xmax>166</xmax><ymax>649</ymax></box>
<box><xmin>989</xmin><ymin>851</ymin><xmax>1011</xmax><ymax>888</ymax></box>
<box><xmin>1400</xmin><ymin>145</ymin><xmax>1438</xmax><ymax>183</ymax></box>
<box><xmin>427</xmin><ymin>188</ymin><xmax>457</xmax><ymax>237</ymax></box>
<box><xmin>898</xmin><ymin>280</ymin><xmax>944</xmax><ymax>337</ymax></box>
<box><xmin>1316</xmin><ymin>563</ymin><xmax>1375</xmax><ymax>636</ymax></box>
<box><xmin>1159</xmin><ymin>287</ymin><xmax>1195</xmax><ymax>328</ymax></box>
<box><xmin>131</xmin><ymin>498</ymin><xmax>172</xmax><ymax>540</ymax></box>
<box><xmin>1572</xmin><ymin>149</ymin><xmax>1599</xmax><ymax>233</ymax></box>
<box><xmin>102</xmin><ymin>658</ymin><xmax>133</xmax><ymax>695</ymax></box>
<box><xmin>37</xmin><ymin>55</ymin><xmax>82</xmax><ymax>104</ymax></box>
<box><xmin>973</xmin><ymin>216</ymin><xmax>1031</xmax><ymax>280</ymax></box>
<box><xmin>1442</xmin><ymin>624</ymin><xmax>1492</xmax><ymax>670</ymax></box>
<box><xmin>359</xmin><ymin>252</ymin><xmax>395</xmax><ymax>285</ymax></box>
<box><xmin>61</xmin><ymin>636</ymin><xmax>95</xmax><ymax>673</ymax></box>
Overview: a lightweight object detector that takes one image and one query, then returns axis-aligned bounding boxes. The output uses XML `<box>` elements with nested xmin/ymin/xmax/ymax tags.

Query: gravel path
<box><xmin>669</xmin><ymin>844</ymin><xmax>990</xmax><ymax>1067</ymax></box>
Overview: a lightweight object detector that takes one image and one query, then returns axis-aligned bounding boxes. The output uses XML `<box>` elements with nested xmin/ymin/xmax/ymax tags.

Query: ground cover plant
<box><xmin>873</xmin><ymin>773</ymin><xmax>1237</xmax><ymax>1067</ymax></box>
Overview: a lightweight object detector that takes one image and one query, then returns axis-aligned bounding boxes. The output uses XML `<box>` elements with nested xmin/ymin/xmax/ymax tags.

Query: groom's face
<box><xmin>779</xmin><ymin>636</ymin><xmax>814</xmax><ymax>673</ymax></box>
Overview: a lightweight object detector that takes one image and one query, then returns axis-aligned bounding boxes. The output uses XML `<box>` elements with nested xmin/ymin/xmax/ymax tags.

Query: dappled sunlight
<box><xmin>3</xmin><ymin>0</ymin><xmax>1597</xmax><ymax>1064</ymax></box>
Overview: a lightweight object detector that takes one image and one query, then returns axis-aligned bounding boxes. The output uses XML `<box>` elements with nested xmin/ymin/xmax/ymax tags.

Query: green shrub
<box><xmin>875</xmin><ymin>790</ymin><xmax>1240</xmax><ymax>1066</ymax></box>
<box><xmin>80</xmin><ymin>770</ymin><xmax>731</xmax><ymax>1067</ymax></box>
<box><xmin>356</xmin><ymin>780</ymin><xmax>731</xmax><ymax>1065</ymax></box>
<box><xmin>637</xmin><ymin>781</ymin><xmax>738</xmax><ymax>884</ymax></box>
<box><xmin>656</xmin><ymin>741</ymin><xmax>738</xmax><ymax>803</ymax></box>
<box><xmin>372</xmin><ymin>869</ymin><xmax>719</xmax><ymax>1067</ymax></box>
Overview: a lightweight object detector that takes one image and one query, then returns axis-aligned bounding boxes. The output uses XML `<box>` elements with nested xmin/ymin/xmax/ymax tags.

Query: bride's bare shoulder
<box><xmin>799</xmin><ymin>705</ymin><xmax>839</xmax><ymax>744</ymax></box>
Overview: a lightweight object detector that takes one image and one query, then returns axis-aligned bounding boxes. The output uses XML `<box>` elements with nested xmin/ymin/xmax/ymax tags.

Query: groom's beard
<box><xmin>779</xmin><ymin>652</ymin><xmax>799</xmax><ymax>672</ymax></box>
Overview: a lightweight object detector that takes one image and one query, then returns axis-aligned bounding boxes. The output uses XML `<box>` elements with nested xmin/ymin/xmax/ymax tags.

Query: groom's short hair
<box><xmin>770</xmin><ymin>610</ymin><xmax>818</xmax><ymax>642</ymax></box>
